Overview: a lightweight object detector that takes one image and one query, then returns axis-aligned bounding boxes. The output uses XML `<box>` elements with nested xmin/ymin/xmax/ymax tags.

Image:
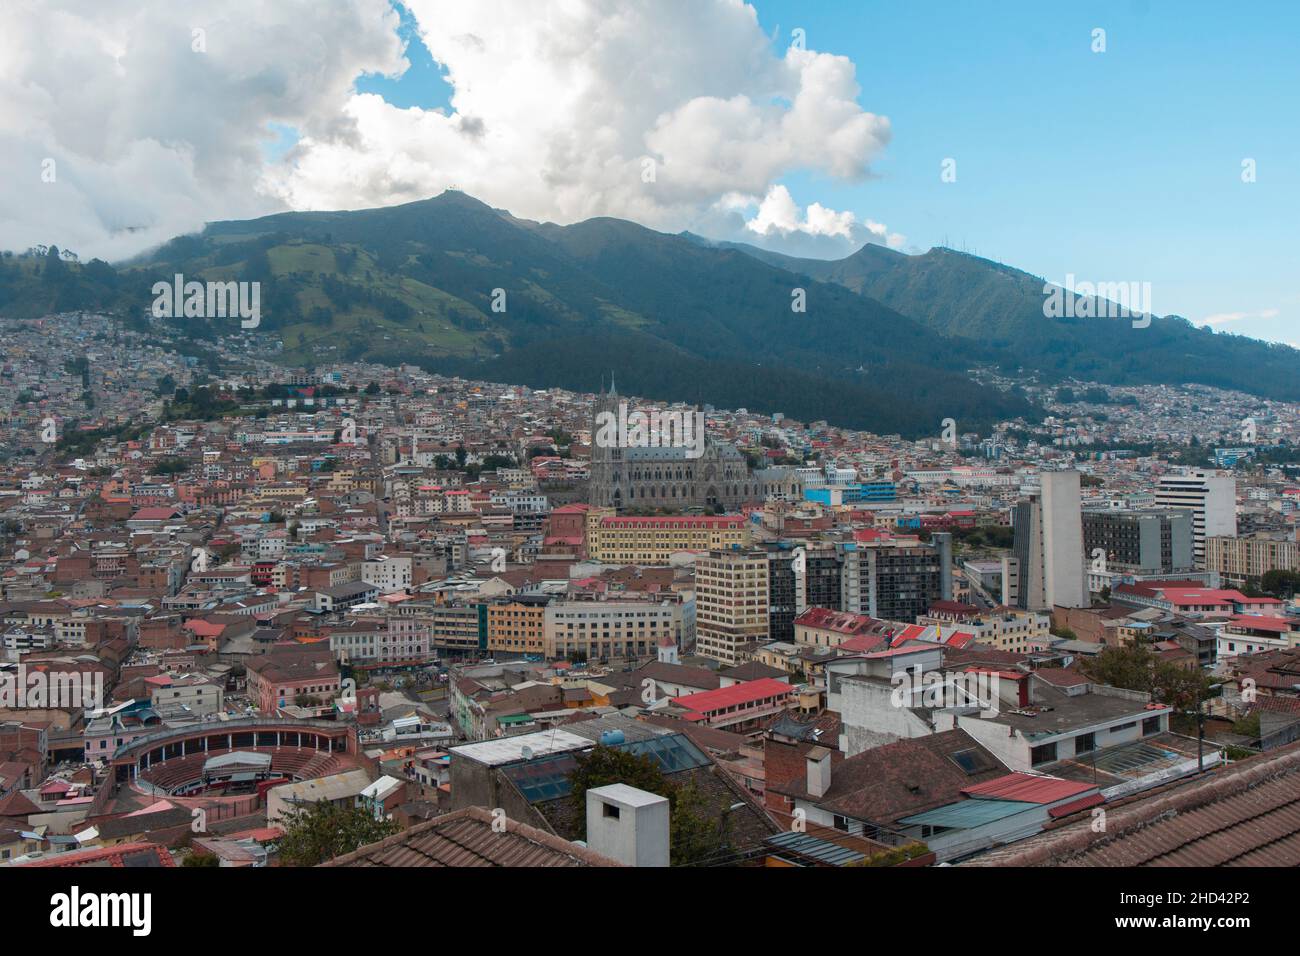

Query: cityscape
<box><xmin>1</xmin><ymin>0</ymin><xmax>1295</xmax><ymax>935</ymax></box>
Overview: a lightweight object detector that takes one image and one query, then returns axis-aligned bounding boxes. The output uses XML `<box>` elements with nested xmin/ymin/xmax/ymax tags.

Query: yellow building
<box><xmin>587</xmin><ymin>514</ymin><xmax>750</xmax><ymax>565</ymax></box>
<box><xmin>487</xmin><ymin>598</ymin><xmax>548</xmax><ymax>656</ymax></box>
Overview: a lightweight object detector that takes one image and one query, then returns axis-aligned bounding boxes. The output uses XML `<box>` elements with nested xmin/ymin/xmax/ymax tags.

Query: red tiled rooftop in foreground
<box><xmin>672</xmin><ymin>678</ymin><xmax>793</xmax><ymax>716</ymax></box>
<box><xmin>962</xmin><ymin>740</ymin><xmax>1300</xmax><ymax>867</ymax></box>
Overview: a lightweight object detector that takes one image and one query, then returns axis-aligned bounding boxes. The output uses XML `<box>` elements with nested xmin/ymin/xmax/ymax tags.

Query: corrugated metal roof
<box><xmin>961</xmin><ymin>772</ymin><xmax>1097</xmax><ymax>805</ymax></box>
<box><xmin>898</xmin><ymin>798</ymin><xmax>1038</xmax><ymax>829</ymax></box>
<box><xmin>765</xmin><ymin>831</ymin><xmax>865</xmax><ymax>866</ymax></box>
<box><xmin>671</xmin><ymin>678</ymin><xmax>792</xmax><ymax>714</ymax></box>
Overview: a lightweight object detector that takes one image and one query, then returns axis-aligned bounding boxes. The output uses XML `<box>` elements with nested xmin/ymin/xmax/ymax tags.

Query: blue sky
<box><xmin>335</xmin><ymin>1</ymin><xmax>1300</xmax><ymax>345</ymax></box>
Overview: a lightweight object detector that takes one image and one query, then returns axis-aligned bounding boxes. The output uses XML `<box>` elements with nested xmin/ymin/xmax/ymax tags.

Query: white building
<box><xmin>1011</xmin><ymin>470</ymin><xmax>1086</xmax><ymax>610</ymax></box>
<box><xmin>1156</xmin><ymin>470</ymin><xmax>1236</xmax><ymax>568</ymax></box>
<box><xmin>361</xmin><ymin>555</ymin><xmax>413</xmax><ymax>594</ymax></box>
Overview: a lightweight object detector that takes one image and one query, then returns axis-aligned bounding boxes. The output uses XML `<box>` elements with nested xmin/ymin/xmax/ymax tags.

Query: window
<box><xmin>602</xmin><ymin>802</ymin><xmax>620</xmax><ymax>820</ymax></box>
<box><xmin>1142</xmin><ymin>716</ymin><xmax>1161</xmax><ymax>736</ymax></box>
<box><xmin>1030</xmin><ymin>742</ymin><xmax>1057</xmax><ymax>766</ymax></box>
<box><xmin>1075</xmin><ymin>733</ymin><xmax>1095</xmax><ymax>754</ymax></box>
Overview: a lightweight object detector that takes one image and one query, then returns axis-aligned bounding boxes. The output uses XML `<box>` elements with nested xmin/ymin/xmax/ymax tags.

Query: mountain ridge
<box><xmin>2</xmin><ymin>190</ymin><xmax>1295</xmax><ymax>436</ymax></box>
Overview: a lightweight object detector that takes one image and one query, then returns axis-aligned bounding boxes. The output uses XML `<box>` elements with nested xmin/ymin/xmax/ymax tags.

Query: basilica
<box><xmin>587</xmin><ymin>385</ymin><xmax>801</xmax><ymax>512</ymax></box>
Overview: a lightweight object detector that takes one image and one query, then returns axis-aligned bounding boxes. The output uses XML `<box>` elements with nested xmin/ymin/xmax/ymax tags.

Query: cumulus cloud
<box><xmin>732</xmin><ymin>184</ymin><xmax>905</xmax><ymax>254</ymax></box>
<box><xmin>0</xmin><ymin>0</ymin><xmax>403</xmax><ymax>260</ymax></box>
<box><xmin>0</xmin><ymin>0</ymin><xmax>900</xmax><ymax>262</ymax></box>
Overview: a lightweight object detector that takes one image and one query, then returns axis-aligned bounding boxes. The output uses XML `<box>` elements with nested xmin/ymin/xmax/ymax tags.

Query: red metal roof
<box><xmin>1047</xmin><ymin>793</ymin><xmax>1106</xmax><ymax>818</ymax></box>
<box><xmin>672</xmin><ymin>677</ymin><xmax>793</xmax><ymax>715</ymax></box>
<box><xmin>794</xmin><ymin>607</ymin><xmax>889</xmax><ymax>635</ymax></box>
<box><xmin>961</xmin><ymin>772</ymin><xmax>1097</xmax><ymax>805</ymax></box>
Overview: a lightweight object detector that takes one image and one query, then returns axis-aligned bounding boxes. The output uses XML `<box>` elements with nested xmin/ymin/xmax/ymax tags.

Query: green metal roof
<box><xmin>764</xmin><ymin>831</ymin><xmax>865</xmax><ymax>866</ymax></box>
<box><xmin>898</xmin><ymin>799</ymin><xmax>1038</xmax><ymax>829</ymax></box>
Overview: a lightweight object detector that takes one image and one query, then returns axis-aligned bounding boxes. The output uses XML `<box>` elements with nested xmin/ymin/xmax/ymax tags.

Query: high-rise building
<box><xmin>839</xmin><ymin>533</ymin><xmax>952</xmax><ymax>624</ymax></box>
<box><xmin>1011</xmin><ymin>471</ymin><xmax>1087</xmax><ymax>610</ymax></box>
<box><xmin>1155</xmin><ymin>470</ymin><xmax>1237</xmax><ymax>568</ymax></box>
<box><xmin>804</xmin><ymin>545</ymin><xmax>844</xmax><ymax>613</ymax></box>
<box><xmin>695</xmin><ymin>550</ymin><xmax>769</xmax><ymax>665</ymax></box>
<box><xmin>760</xmin><ymin>544</ymin><xmax>798</xmax><ymax>643</ymax></box>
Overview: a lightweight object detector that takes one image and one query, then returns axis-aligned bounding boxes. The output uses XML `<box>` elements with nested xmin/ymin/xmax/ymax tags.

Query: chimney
<box><xmin>806</xmin><ymin>745</ymin><xmax>832</xmax><ymax>799</ymax></box>
<box><xmin>585</xmin><ymin>784</ymin><xmax>669</xmax><ymax>867</ymax></box>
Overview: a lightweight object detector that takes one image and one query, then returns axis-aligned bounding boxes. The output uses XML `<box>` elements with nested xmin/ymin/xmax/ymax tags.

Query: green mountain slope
<box><xmin>710</xmin><ymin>239</ymin><xmax>1300</xmax><ymax>401</ymax></box>
<box><xmin>0</xmin><ymin>192</ymin><xmax>1040</xmax><ymax>437</ymax></box>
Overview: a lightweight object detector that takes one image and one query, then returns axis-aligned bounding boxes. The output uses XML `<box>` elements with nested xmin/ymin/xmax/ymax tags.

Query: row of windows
<box><xmin>1029</xmin><ymin>716</ymin><xmax>1163</xmax><ymax>766</ymax></box>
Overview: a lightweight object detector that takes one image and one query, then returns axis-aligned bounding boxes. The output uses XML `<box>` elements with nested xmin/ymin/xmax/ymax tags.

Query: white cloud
<box><xmin>0</xmin><ymin>0</ymin><xmax>897</xmax><ymax>261</ymax></box>
<box><xmin>724</xmin><ymin>184</ymin><xmax>903</xmax><ymax>256</ymax></box>
<box><xmin>0</xmin><ymin>0</ymin><xmax>404</xmax><ymax>260</ymax></box>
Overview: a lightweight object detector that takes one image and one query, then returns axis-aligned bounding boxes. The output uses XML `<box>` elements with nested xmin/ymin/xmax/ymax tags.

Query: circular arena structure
<box><xmin>109</xmin><ymin>718</ymin><xmax>363</xmax><ymax>805</ymax></box>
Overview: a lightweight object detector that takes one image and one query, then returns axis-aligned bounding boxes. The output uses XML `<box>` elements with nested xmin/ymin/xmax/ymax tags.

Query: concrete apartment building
<box><xmin>1206</xmin><ymin>532</ymin><xmax>1299</xmax><ymax>585</ymax></box>
<box><xmin>145</xmin><ymin>672</ymin><xmax>223</xmax><ymax>717</ymax></box>
<box><xmin>543</xmin><ymin>599</ymin><xmax>681</xmax><ymax>662</ymax></box>
<box><xmin>488</xmin><ymin>596</ymin><xmax>549</xmax><ymax>657</ymax></box>
<box><xmin>1082</xmin><ymin>509</ymin><xmax>1194</xmax><ymax>575</ymax></box>
<box><xmin>360</xmin><ymin>555</ymin><xmax>413</xmax><ymax>594</ymax></box>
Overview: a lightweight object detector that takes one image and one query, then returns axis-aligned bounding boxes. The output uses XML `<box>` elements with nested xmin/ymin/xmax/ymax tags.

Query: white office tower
<box><xmin>1012</xmin><ymin>470</ymin><xmax>1087</xmax><ymax>610</ymax></box>
<box><xmin>1156</xmin><ymin>470</ymin><xmax>1237</xmax><ymax>568</ymax></box>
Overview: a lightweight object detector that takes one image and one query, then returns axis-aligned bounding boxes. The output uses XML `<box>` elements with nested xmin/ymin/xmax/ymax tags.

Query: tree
<box><xmin>671</xmin><ymin>780</ymin><xmax>733</xmax><ymax>867</ymax></box>
<box><xmin>151</xmin><ymin>457</ymin><xmax>189</xmax><ymax>475</ymax></box>
<box><xmin>1079</xmin><ymin>644</ymin><xmax>1157</xmax><ymax>694</ymax></box>
<box><xmin>1260</xmin><ymin>570</ymin><xmax>1300</xmax><ymax>599</ymax></box>
<box><xmin>1079</xmin><ymin>644</ymin><xmax>1217</xmax><ymax>713</ymax></box>
<box><xmin>569</xmin><ymin>745</ymin><xmax>668</xmax><ymax>813</ymax></box>
<box><xmin>275</xmin><ymin>800</ymin><xmax>399</xmax><ymax>866</ymax></box>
